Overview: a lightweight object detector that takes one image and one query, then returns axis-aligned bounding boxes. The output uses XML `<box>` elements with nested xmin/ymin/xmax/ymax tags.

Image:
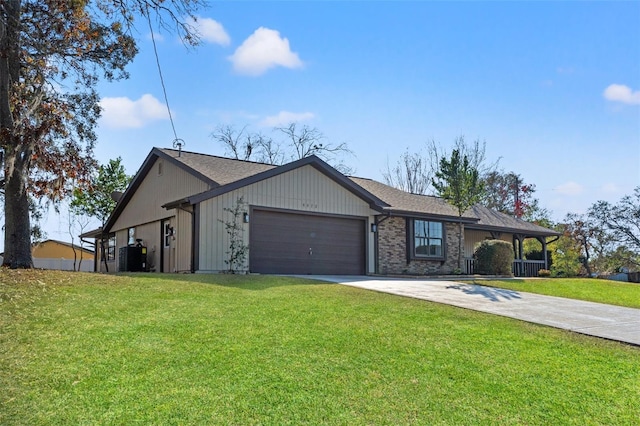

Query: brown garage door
<box><xmin>250</xmin><ymin>209</ymin><xmax>365</xmax><ymax>275</ymax></box>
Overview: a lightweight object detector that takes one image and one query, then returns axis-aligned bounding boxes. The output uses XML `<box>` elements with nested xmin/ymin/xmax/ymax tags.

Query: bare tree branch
<box><xmin>383</xmin><ymin>149</ymin><xmax>432</xmax><ymax>195</ymax></box>
<box><xmin>211</xmin><ymin>125</ymin><xmax>254</xmax><ymax>161</ymax></box>
<box><xmin>253</xmin><ymin>134</ymin><xmax>284</xmax><ymax>165</ymax></box>
<box><xmin>276</xmin><ymin>122</ymin><xmax>354</xmax><ymax>164</ymax></box>
<box><xmin>211</xmin><ymin>122</ymin><xmax>355</xmax><ymax>172</ymax></box>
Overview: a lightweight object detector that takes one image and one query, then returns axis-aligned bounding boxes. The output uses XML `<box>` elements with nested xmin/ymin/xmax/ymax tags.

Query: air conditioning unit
<box><xmin>118</xmin><ymin>246</ymin><xmax>147</xmax><ymax>272</ymax></box>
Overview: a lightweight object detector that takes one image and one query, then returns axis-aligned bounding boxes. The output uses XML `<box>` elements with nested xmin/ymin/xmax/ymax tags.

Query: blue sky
<box><xmin>41</xmin><ymin>1</ymin><xmax>640</xmax><ymax>243</ymax></box>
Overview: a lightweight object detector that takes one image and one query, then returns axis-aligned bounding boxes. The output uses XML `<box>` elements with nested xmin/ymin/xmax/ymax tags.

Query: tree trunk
<box><xmin>3</xmin><ymin>146</ymin><xmax>33</xmax><ymax>268</ymax></box>
<box><xmin>100</xmin><ymin>237</ymin><xmax>109</xmax><ymax>272</ymax></box>
<box><xmin>458</xmin><ymin>219</ymin><xmax>463</xmax><ymax>270</ymax></box>
<box><xmin>583</xmin><ymin>238</ymin><xmax>592</xmax><ymax>277</ymax></box>
<box><xmin>1</xmin><ymin>1</ymin><xmax>31</xmax><ymax>268</ymax></box>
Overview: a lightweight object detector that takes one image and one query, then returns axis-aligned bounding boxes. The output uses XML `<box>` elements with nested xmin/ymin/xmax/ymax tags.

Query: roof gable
<box><xmin>104</xmin><ymin>148</ymin><xmax>220</xmax><ymax>231</ymax></box>
<box><xmin>155</xmin><ymin>148</ymin><xmax>276</xmax><ymax>186</ymax></box>
<box><xmin>107</xmin><ymin>149</ymin><xmax>387</xmax><ymax>232</ymax></box>
<box><xmin>188</xmin><ymin>155</ymin><xmax>389</xmax><ymax>209</ymax></box>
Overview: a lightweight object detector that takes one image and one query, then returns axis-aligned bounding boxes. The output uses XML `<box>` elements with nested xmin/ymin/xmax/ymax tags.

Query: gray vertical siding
<box><xmin>111</xmin><ymin>158</ymin><xmax>210</xmax><ymax>232</ymax></box>
<box><xmin>176</xmin><ymin>207</ymin><xmax>193</xmax><ymax>272</ymax></box>
<box><xmin>198</xmin><ymin>165</ymin><xmax>378</xmax><ymax>273</ymax></box>
<box><xmin>107</xmin><ymin>158</ymin><xmax>209</xmax><ymax>273</ymax></box>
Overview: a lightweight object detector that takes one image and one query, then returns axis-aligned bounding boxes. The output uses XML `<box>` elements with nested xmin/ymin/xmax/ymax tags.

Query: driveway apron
<box><xmin>305</xmin><ymin>276</ymin><xmax>640</xmax><ymax>346</ymax></box>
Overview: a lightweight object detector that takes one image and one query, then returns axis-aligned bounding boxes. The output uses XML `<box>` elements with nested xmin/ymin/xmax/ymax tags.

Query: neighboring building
<box><xmin>32</xmin><ymin>239</ymin><xmax>94</xmax><ymax>271</ymax></box>
<box><xmin>82</xmin><ymin>147</ymin><xmax>559</xmax><ymax>276</ymax></box>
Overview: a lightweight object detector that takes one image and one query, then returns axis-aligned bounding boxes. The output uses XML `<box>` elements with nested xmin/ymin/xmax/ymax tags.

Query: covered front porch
<box><xmin>464</xmin><ymin>229</ymin><xmax>557</xmax><ymax>277</ymax></box>
<box><xmin>462</xmin><ymin>204</ymin><xmax>561</xmax><ymax>277</ymax></box>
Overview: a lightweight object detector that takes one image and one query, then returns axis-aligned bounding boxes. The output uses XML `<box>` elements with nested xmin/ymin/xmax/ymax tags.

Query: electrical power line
<box><xmin>145</xmin><ymin>7</ymin><xmax>184</xmax><ymax>152</ymax></box>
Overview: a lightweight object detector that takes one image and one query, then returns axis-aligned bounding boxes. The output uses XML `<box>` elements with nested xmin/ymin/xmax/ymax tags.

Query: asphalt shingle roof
<box><xmin>157</xmin><ymin>148</ymin><xmax>276</xmax><ymax>187</ymax></box>
<box><xmin>349</xmin><ymin>177</ymin><xmax>477</xmax><ymax>221</ymax></box>
<box><xmin>157</xmin><ymin>149</ymin><xmax>558</xmax><ymax>236</ymax></box>
<box><xmin>349</xmin><ymin>176</ymin><xmax>558</xmax><ymax>236</ymax></box>
<box><xmin>468</xmin><ymin>205</ymin><xmax>560</xmax><ymax>236</ymax></box>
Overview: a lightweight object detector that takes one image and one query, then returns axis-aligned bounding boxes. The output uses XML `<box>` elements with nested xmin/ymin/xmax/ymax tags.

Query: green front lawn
<box><xmin>464</xmin><ymin>278</ymin><xmax>640</xmax><ymax>309</ymax></box>
<box><xmin>2</xmin><ymin>270</ymin><xmax>639</xmax><ymax>425</ymax></box>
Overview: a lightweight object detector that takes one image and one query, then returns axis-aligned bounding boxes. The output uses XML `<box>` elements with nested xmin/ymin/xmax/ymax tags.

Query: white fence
<box><xmin>33</xmin><ymin>258</ymin><xmax>94</xmax><ymax>272</ymax></box>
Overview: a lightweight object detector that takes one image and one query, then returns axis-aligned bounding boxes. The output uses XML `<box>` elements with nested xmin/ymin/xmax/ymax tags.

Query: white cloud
<box><xmin>229</xmin><ymin>27</ymin><xmax>303</xmax><ymax>76</ymax></box>
<box><xmin>555</xmin><ymin>181</ymin><xmax>584</xmax><ymax>196</ymax></box>
<box><xmin>99</xmin><ymin>94</ymin><xmax>169</xmax><ymax>129</ymax></box>
<box><xmin>260</xmin><ymin>111</ymin><xmax>314</xmax><ymax>127</ymax></box>
<box><xmin>603</xmin><ymin>84</ymin><xmax>640</xmax><ymax>105</ymax></box>
<box><xmin>187</xmin><ymin>16</ymin><xmax>230</xmax><ymax>46</ymax></box>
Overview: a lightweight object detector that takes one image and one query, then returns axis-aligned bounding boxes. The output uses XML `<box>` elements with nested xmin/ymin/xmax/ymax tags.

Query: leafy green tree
<box><xmin>588</xmin><ymin>187</ymin><xmax>640</xmax><ymax>255</ymax></box>
<box><xmin>71</xmin><ymin>157</ymin><xmax>130</xmax><ymax>271</ymax></box>
<box><xmin>481</xmin><ymin>171</ymin><xmax>540</xmax><ymax>219</ymax></box>
<box><xmin>1</xmin><ymin>0</ymin><xmax>203</xmax><ymax>268</ymax></box>
<box><xmin>550</xmin><ymin>230</ymin><xmax>582</xmax><ymax>277</ymax></box>
<box><xmin>432</xmin><ymin>149</ymin><xmax>484</xmax><ymax>269</ymax></box>
<box><xmin>563</xmin><ymin>212</ymin><xmax>607</xmax><ymax>277</ymax></box>
<box><xmin>597</xmin><ymin>246</ymin><xmax>640</xmax><ymax>273</ymax></box>
<box><xmin>427</xmin><ymin>136</ymin><xmax>499</xmax><ymax>184</ymax></box>
<box><xmin>383</xmin><ymin>136</ymin><xmax>499</xmax><ymax>196</ymax></box>
<box><xmin>523</xmin><ymin>212</ymin><xmax>556</xmax><ymax>260</ymax></box>
<box><xmin>71</xmin><ymin>157</ymin><xmax>130</xmax><ymax>225</ymax></box>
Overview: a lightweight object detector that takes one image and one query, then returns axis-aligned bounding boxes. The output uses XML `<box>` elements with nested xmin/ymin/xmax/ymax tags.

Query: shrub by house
<box><xmin>474</xmin><ymin>240</ymin><xmax>514</xmax><ymax>276</ymax></box>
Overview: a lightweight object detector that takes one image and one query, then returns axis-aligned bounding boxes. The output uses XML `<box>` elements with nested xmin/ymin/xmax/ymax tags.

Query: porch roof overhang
<box><xmin>466</xmin><ymin>205</ymin><xmax>561</xmax><ymax>238</ymax></box>
<box><xmin>465</xmin><ymin>223</ymin><xmax>560</xmax><ymax>239</ymax></box>
<box><xmin>161</xmin><ymin>198</ymin><xmax>191</xmax><ymax>210</ymax></box>
<box><xmin>79</xmin><ymin>227</ymin><xmax>105</xmax><ymax>239</ymax></box>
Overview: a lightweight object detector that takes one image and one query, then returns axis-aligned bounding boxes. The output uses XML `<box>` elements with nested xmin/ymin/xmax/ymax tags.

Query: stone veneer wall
<box><xmin>377</xmin><ymin>216</ymin><xmax>462</xmax><ymax>275</ymax></box>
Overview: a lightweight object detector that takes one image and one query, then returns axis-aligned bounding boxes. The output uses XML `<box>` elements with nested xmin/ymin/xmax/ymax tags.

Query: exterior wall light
<box><xmin>370</xmin><ymin>223</ymin><xmax>377</xmax><ymax>233</ymax></box>
<box><xmin>243</xmin><ymin>212</ymin><xmax>250</xmax><ymax>223</ymax></box>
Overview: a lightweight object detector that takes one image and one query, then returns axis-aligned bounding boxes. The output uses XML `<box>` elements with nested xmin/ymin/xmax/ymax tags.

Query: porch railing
<box><xmin>512</xmin><ymin>260</ymin><xmax>546</xmax><ymax>277</ymax></box>
<box><xmin>464</xmin><ymin>258</ymin><xmax>546</xmax><ymax>277</ymax></box>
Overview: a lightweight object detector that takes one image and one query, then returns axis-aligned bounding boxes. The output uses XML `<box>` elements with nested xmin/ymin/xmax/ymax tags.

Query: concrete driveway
<box><xmin>305</xmin><ymin>275</ymin><xmax>640</xmax><ymax>346</ymax></box>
